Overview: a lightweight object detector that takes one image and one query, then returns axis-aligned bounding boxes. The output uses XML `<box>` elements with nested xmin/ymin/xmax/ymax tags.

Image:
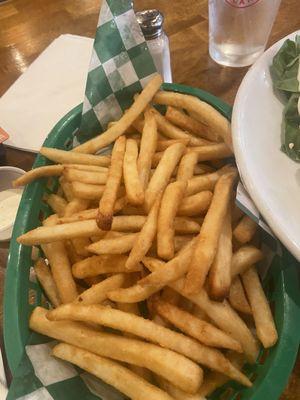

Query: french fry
<box><xmin>145</xmin><ymin>143</ymin><xmax>185</xmax><ymax>211</ymax></box>
<box><xmin>13</xmin><ymin>165</ymin><xmax>63</xmax><ymax>187</ymax></box>
<box><xmin>64</xmin><ymin>198</ymin><xmax>90</xmax><ymax>217</ymax></box>
<box><xmin>40</xmin><ymin>147</ymin><xmax>110</xmax><ymax>166</ymax></box>
<box><xmin>177</xmin><ymin>191</ymin><xmax>213</xmax><ymax>216</ymax></box>
<box><xmin>108</xmin><ymin>282</ymin><xmax>161</xmax><ymax>303</ymax></box>
<box><xmin>59</xmin><ymin>177</ymin><xmax>74</xmax><ymax>201</ymax></box>
<box><xmin>32</xmin><ymin>307</ymin><xmax>200</xmax><ymax>394</ymax></box>
<box><xmin>87</xmin><ymin>233</ymin><xmax>138</xmax><ymax>255</ymax></box>
<box><xmin>63</xmin><ymin>168</ymin><xmax>107</xmax><ymax>185</ymax></box>
<box><xmin>156</xmin><ymin>138</ymin><xmax>190</xmax><ymax>151</ymax></box>
<box><xmin>41</xmin><ymin>215</ymin><xmax>78</xmax><ymax>303</ymax></box>
<box><xmin>72</xmin><ymin>254</ymin><xmax>141</xmax><ymax>278</ymax></box>
<box><xmin>241</xmin><ymin>266</ymin><xmax>278</xmax><ymax>348</ymax></box>
<box><xmin>177</xmin><ymin>152</ymin><xmax>199</xmax><ymax>181</ymax></box>
<box><xmin>208</xmin><ymin>209</ymin><xmax>232</xmax><ymax>300</ymax></box>
<box><xmin>76</xmin><ymin>274</ymin><xmax>126</xmax><ymax>305</ymax></box>
<box><xmin>233</xmin><ymin>215</ymin><xmax>258</xmax><ymax>244</ymax></box>
<box><xmin>229</xmin><ymin>277</ymin><xmax>252</xmax><ymax>315</ymax></box>
<box><xmin>126</xmin><ymin>197</ymin><xmax>161</xmax><ymax>270</ymax></box>
<box><xmin>173</xmin><ymin>217</ymin><xmax>200</xmax><ymax>234</ymax></box>
<box><xmin>185</xmin><ymin>172</ymin><xmax>237</xmax><ymax>294</ymax></box>
<box><xmin>97</xmin><ymin>136</ymin><xmax>126</xmax><ymax>230</ymax></box>
<box><xmin>45</xmin><ymin>194</ymin><xmax>67</xmax><ymax>217</ymax></box>
<box><xmin>156</xmin><ymin>376</ymin><xmax>205</xmax><ymax>400</ymax></box>
<box><xmin>34</xmin><ymin>258</ymin><xmax>61</xmax><ymax>307</ymax></box>
<box><xmin>137</xmin><ymin>109</ymin><xmax>158</xmax><ymax>190</ymax></box>
<box><xmin>64</xmin><ymin>240</ymin><xmax>83</xmax><ymax>264</ymax></box>
<box><xmin>48</xmin><ymin>304</ymin><xmax>251</xmax><ymax>387</ymax></box>
<box><xmin>123</xmin><ymin>139</ymin><xmax>144</xmax><ymax>205</ymax></box>
<box><xmin>186</xmin><ymin>165</ymin><xmax>235</xmax><ymax>196</ymax></box>
<box><xmin>187</xmin><ymin>143</ymin><xmax>232</xmax><ymax>161</ymax></box>
<box><xmin>165</xmin><ymin>105</ymin><xmax>220</xmax><ymax>142</ymax></box>
<box><xmin>71</xmin><ymin>181</ymin><xmax>105</xmax><ymax>200</ymax></box>
<box><xmin>161</xmin><ymin>287</ymin><xmax>181</xmax><ymax>306</ymax></box>
<box><xmin>231</xmin><ymin>245</ymin><xmax>264</xmax><ymax>278</ymax></box>
<box><xmin>73</xmin><ymin>74</ymin><xmax>163</xmax><ymax>154</ymax></box>
<box><xmin>194</xmin><ymin>163</ymin><xmax>215</xmax><ymax>175</ymax></box>
<box><xmin>151</xmin><ymin>152</ymin><xmax>164</xmax><ymax>168</ymax></box>
<box><xmin>153</xmin><ymin>298</ymin><xmax>242</xmax><ymax>352</ymax></box>
<box><xmin>64</xmin><ymin>164</ymin><xmax>108</xmax><ymax>172</ymax></box>
<box><xmin>157</xmin><ymin>181</ymin><xmax>187</xmax><ymax>260</ymax></box>
<box><xmin>153</xmin><ymin>91</ymin><xmax>232</xmax><ymax>149</ymax></box>
<box><xmin>72</xmin><ymin>237</ymin><xmax>91</xmax><ymax>257</ymax></box>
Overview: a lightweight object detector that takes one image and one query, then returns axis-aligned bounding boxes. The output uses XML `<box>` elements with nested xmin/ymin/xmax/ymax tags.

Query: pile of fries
<box><xmin>15</xmin><ymin>74</ymin><xmax>278</xmax><ymax>400</ymax></box>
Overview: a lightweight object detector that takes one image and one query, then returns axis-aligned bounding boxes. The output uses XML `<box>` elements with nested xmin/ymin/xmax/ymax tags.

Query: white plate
<box><xmin>232</xmin><ymin>30</ymin><xmax>300</xmax><ymax>260</ymax></box>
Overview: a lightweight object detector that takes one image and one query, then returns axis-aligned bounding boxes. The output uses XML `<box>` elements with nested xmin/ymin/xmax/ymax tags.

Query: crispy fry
<box><xmin>97</xmin><ymin>136</ymin><xmax>126</xmax><ymax>230</ymax></box>
<box><xmin>64</xmin><ymin>168</ymin><xmax>107</xmax><ymax>185</ymax></box>
<box><xmin>156</xmin><ymin>139</ymin><xmax>190</xmax><ymax>151</ymax></box>
<box><xmin>194</xmin><ymin>163</ymin><xmax>215</xmax><ymax>175</ymax></box>
<box><xmin>48</xmin><ymin>304</ymin><xmax>251</xmax><ymax>387</ymax></box>
<box><xmin>153</xmin><ymin>298</ymin><xmax>242</xmax><ymax>352</ymax></box>
<box><xmin>45</xmin><ymin>194</ymin><xmax>67</xmax><ymax>217</ymax></box>
<box><xmin>177</xmin><ymin>191</ymin><xmax>212</xmax><ymax>216</ymax></box>
<box><xmin>241</xmin><ymin>266</ymin><xmax>278</xmax><ymax>348</ymax></box>
<box><xmin>124</xmin><ymin>139</ymin><xmax>144</xmax><ymax>205</ymax></box>
<box><xmin>231</xmin><ymin>246</ymin><xmax>264</xmax><ymax>278</ymax></box>
<box><xmin>126</xmin><ymin>197</ymin><xmax>161</xmax><ymax>270</ymax></box>
<box><xmin>229</xmin><ymin>277</ymin><xmax>252</xmax><ymax>315</ymax></box>
<box><xmin>64</xmin><ymin>164</ymin><xmax>108</xmax><ymax>172</ymax></box>
<box><xmin>151</xmin><ymin>152</ymin><xmax>164</xmax><ymax>168</ymax></box>
<box><xmin>153</xmin><ymin>91</ymin><xmax>232</xmax><ymax>149</ymax></box>
<box><xmin>32</xmin><ymin>307</ymin><xmax>198</xmax><ymax>394</ymax></box>
<box><xmin>185</xmin><ymin>172</ymin><xmax>237</xmax><ymax>294</ymax></box>
<box><xmin>165</xmin><ymin>106</ymin><xmax>219</xmax><ymax>142</ymax></box>
<box><xmin>177</xmin><ymin>152</ymin><xmax>199</xmax><ymax>181</ymax></box>
<box><xmin>72</xmin><ymin>237</ymin><xmax>91</xmax><ymax>257</ymax></box>
<box><xmin>187</xmin><ymin>143</ymin><xmax>232</xmax><ymax>161</ymax></box>
<box><xmin>137</xmin><ymin>109</ymin><xmax>158</xmax><ymax>190</ymax></box>
<box><xmin>64</xmin><ymin>198</ymin><xmax>89</xmax><ymax>217</ymax></box>
<box><xmin>157</xmin><ymin>181</ymin><xmax>187</xmax><ymax>260</ymax></box>
<box><xmin>173</xmin><ymin>217</ymin><xmax>200</xmax><ymax>234</ymax></box>
<box><xmin>64</xmin><ymin>240</ymin><xmax>83</xmax><ymax>264</ymax></box>
<box><xmin>41</xmin><ymin>215</ymin><xmax>78</xmax><ymax>303</ymax></box>
<box><xmin>233</xmin><ymin>215</ymin><xmax>257</xmax><ymax>244</ymax></box>
<box><xmin>156</xmin><ymin>376</ymin><xmax>205</xmax><ymax>400</ymax></box>
<box><xmin>108</xmin><ymin>282</ymin><xmax>161</xmax><ymax>303</ymax></box>
<box><xmin>13</xmin><ymin>165</ymin><xmax>63</xmax><ymax>187</ymax></box>
<box><xmin>34</xmin><ymin>258</ymin><xmax>61</xmax><ymax>307</ymax></box>
<box><xmin>87</xmin><ymin>233</ymin><xmax>138</xmax><ymax>255</ymax></box>
<box><xmin>59</xmin><ymin>178</ymin><xmax>74</xmax><ymax>201</ymax></box>
<box><xmin>76</xmin><ymin>274</ymin><xmax>126</xmax><ymax>305</ymax></box>
<box><xmin>208</xmin><ymin>209</ymin><xmax>232</xmax><ymax>300</ymax></box>
<box><xmin>161</xmin><ymin>287</ymin><xmax>181</xmax><ymax>306</ymax></box>
<box><xmin>73</xmin><ymin>74</ymin><xmax>163</xmax><ymax>154</ymax></box>
<box><xmin>145</xmin><ymin>143</ymin><xmax>185</xmax><ymax>211</ymax></box>
<box><xmin>71</xmin><ymin>181</ymin><xmax>105</xmax><ymax>200</ymax></box>
<box><xmin>40</xmin><ymin>147</ymin><xmax>110</xmax><ymax>166</ymax></box>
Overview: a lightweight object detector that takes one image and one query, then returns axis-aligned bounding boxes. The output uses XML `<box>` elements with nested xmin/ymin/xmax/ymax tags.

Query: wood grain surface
<box><xmin>0</xmin><ymin>0</ymin><xmax>299</xmax><ymax>396</ymax></box>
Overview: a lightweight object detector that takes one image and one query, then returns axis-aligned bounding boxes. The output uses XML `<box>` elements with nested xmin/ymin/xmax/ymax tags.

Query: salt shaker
<box><xmin>136</xmin><ymin>9</ymin><xmax>172</xmax><ymax>83</ymax></box>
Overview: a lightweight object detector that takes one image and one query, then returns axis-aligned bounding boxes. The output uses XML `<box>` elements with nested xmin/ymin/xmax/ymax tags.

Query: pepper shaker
<box><xmin>136</xmin><ymin>9</ymin><xmax>172</xmax><ymax>83</ymax></box>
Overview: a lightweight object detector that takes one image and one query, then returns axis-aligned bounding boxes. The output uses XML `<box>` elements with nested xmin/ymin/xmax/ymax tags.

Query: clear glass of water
<box><xmin>208</xmin><ymin>0</ymin><xmax>281</xmax><ymax>67</ymax></box>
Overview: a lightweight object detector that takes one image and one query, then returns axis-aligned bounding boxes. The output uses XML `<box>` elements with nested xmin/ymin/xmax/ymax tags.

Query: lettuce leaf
<box><xmin>281</xmin><ymin>94</ymin><xmax>300</xmax><ymax>162</ymax></box>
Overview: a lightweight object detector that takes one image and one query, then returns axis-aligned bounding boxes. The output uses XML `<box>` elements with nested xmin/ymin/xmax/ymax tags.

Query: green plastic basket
<box><xmin>4</xmin><ymin>83</ymin><xmax>300</xmax><ymax>400</ymax></box>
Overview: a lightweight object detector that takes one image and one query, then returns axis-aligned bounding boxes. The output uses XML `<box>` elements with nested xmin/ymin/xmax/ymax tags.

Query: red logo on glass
<box><xmin>225</xmin><ymin>0</ymin><xmax>260</xmax><ymax>7</ymax></box>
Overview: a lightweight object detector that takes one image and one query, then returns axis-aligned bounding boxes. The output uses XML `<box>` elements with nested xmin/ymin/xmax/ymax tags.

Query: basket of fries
<box><xmin>4</xmin><ymin>79</ymin><xmax>300</xmax><ymax>400</ymax></box>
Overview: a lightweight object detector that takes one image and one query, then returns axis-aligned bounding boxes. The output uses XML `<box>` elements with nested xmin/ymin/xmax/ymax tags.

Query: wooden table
<box><xmin>0</xmin><ymin>0</ymin><xmax>299</xmax><ymax>397</ymax></box>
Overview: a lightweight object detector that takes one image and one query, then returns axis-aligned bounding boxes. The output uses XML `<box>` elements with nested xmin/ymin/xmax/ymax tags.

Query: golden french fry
<box><xmin>229</xmin><ymin>277</ymin><xmax>252</xmax><ymax>315</ymax></box>
<box><xmin>34</xmin><ymin>258</ymin><xmax>61</xmax><ymax>307</ymax></box>
<box><xmin>151</xmin><ymin>152</ymin><xmax>164</xmax><ymax>168</ymax></box>
<box><xmin>126</xmin><ymin>197</ymin><xmax>161</xmax><ymax>270</ymax></box>
<box><xmin>145</xmin><ymin>143</ymin><xmax>185</xmax><ymax>211</ymax></box>
<box><xmin>59</xmin><ymin>177</ymin><xmax>74</xmax><ymax>201</ymax></box>
<box><xmin>232</xmin><ymin>203</ymin><xmax>244</xmax><ymax>224</ymax></box>
<box><xmin>208</xmin><ymin>209</ymin><xmax>232</xmax><ymax>300</ymax></box>
<box><xmin>161</xmin><ymin>287</ymin><xmax>181</xmax><ymax>306</ymax></box>
<box><xmin>76</xmin><ymin>273</ymin><xmax>126</xmax><ymax>305</ymax></box>
<box><xmin>48</xmin><ymin>304</ymin><xmax>251</xmax><ymax>387</ymax></box>
<box><xmin>157</xmin><ymin>181</ymin><xmax>187</xmax><ymax>260</ymax></box>
<box><xmin>185</xmin><ymin>172</ymin><xmax>237</xmax><ymax>294</ymax></box>
<box><xmin>32</xmin><ymin>307</ymin><xmax>200</xmax><ymax>394</ymax></box>
<box><xmin>40</xmin><ymin>147</ymin><xmax>110</xmax><ymax>166</ymax></box>
<box><xmin>186</xmin><ymin>165</ymin><xmax>235</xmax><ymax>196</ymax></box>
<box><xmin>165</xmin><ymin>106</ymin><xmax>220</xmax><ymax>142</ymax></box>
<box><xmin>71</xmin><ymin>181</ymin><xmax>105</xmax><ymax>200</ymax></box>
<box><xmin>231</xmin><ymin>245</ymin><xmax>264</xmax><ymax>278</ymax></box>
<box><xmin>41</xmin><ymin>215</ymin><xmax>78</xmax><ymax>303</ymax></box>
<box><xmin>72</xmin><ymin>237</ymin><xmax>91</xmax><ymax>257</ymax></box>
<box><xmin>153</xmin><ymin>91</ymin><xmax>232</xmax><ymax>149</ymax></box>
<box><xmin>13</xmin><ymin>165</ymin><xmax>63</xmax><ymax>187</ymax></box>
<box><xmin>64</xmin><ymin>198</ymin><xmax>90</xmax><ymax>217</ymax></box>
<box><xmin>73</xmin><ymin>74</ymin><xmax>163</xmax><ymax>154</ymax></box>
<box><xmin>173</xmin><ymin>217</ymin><xmax>200</xmax><ymax>234</ymax></box>
<box><xmin>63</xmin><ymin>168</ymin><xmax>107</xmax><ymax>185</ymax></box>
<box><xmin>72</xmin><ymin>255</ymin><xmax>141</xmax><ymax>278</ymax></box>
<box><xmin>187</xmin><ymin>143</ymin><xmax>232</xmax><ymax>161</ymax></box>
<box><xmin>45</xmin><ymin>194</ymin><xmax>67</xmax><ymax>217</ymax></box>
<box><xmin>153</xmin><ymin>298</ymin><xmax>242</xmax><ymax>352</ymax></box>
<box><xmin>87</xmin><ymin>233</ymin><xmax>138</xmax><ymax>255</ymax></box>
<box><xmin>194</xmin><ymin>163</ymin><xmax>215</xmax><ymax>175</ymax></box>
<box><xmin>157</xmin><ymin>376</ymin><xmax>205</xmax><ymax>400</ymax></box>
<box><xmin>97</xmin><ymin>136</ymin><xmax>126</xmax><ymax>230</ymax></box>
<box><xmin>241</xmin><ymin>266</ymin><xmax>278</xmax><ymax>348</ymax></box>
<box><xmin>177</xmin><ymin>191</ymin><xmax>212</xmax><ymax>216</ymax></box>
<box><xmin>64</xmin><ymin>164</ymin><xmax>109</xmax><ymax>172</ymax></box>
<box><xmin>123</xmin><ymin>139</ymin><xmax>144</xmax><ymax>205</ymax></box>
<box><xmin>108</xmin><ymin>282</ymin><xmax>161</xmax><ymax>303</ymax></box>
<box><xmin>156</xmin><ymin>138</ymin><xmax>190</xmax><ymax>151</ymax></box>
<box><xmin>177</xmin><ymin>152</ymin><xmax>199</xmax><ymax>181</ymax></box>
<box><xmin>137</xmin><ymin>109</ymin><xmax>158</xmax><ymax>190</ymax></box>
<box><xmin>233</xmin><ymin>215</ymin><xmax>257</xmax><ymax>244</ymax></box>
<box><xmin>64</xmin><ymin>240</ymin><xmax>83</xmax><ymax>264</ymax></box>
